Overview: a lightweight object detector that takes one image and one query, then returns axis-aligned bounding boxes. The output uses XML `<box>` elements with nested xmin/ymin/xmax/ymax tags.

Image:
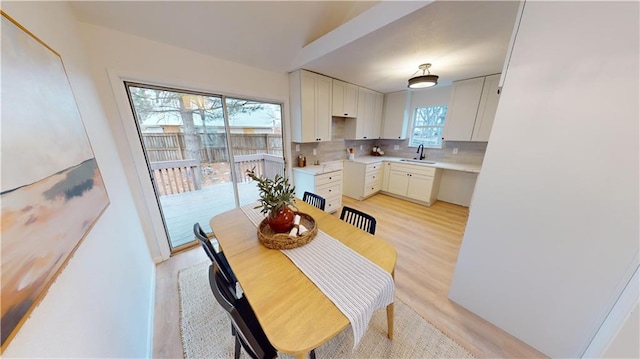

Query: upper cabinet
<box><xmin>289</xmin><ymin>70</ymin><xmax>332</xmax><ymax>142</ymax></box>
<box><xmin>332</xmin><ymin>80</ymin><xmax>358</xmax><ymax>117</ymax></box>
<box><xmin>472</xmin><ymin>74</ymin><xmax>501</xmax><ymax>141</ymax></box>
<box><xmin>381</xmin><ymin>90</ymin><xmax>411</xmax><ymax>139</ymax></box>
<box><xmin>344</xmin><ymin>87</ymin><xmax>383</xmax><ymax>140</ymax></box>
<box><xmin>443</xmin><ymin>74</ymin><xmax>501</xmax><ymax>142</ymax></box>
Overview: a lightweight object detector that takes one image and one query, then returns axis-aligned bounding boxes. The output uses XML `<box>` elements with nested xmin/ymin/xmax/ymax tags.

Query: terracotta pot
<box><xmin>267</xmin><ymin>207</ymin><xmax>295</xmax><ymax>233</ymax></box>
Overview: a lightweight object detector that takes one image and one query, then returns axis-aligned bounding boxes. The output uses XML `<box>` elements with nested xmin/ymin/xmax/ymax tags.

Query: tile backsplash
<box><xmin>374</xmin><ymin>139</ymin><xmax>487</xmax><ymax>165</ymax></box>
<box><xmin>290</xmin><ymin>118</ymin><xmax>487</xmax><ymax>167</ymax></box>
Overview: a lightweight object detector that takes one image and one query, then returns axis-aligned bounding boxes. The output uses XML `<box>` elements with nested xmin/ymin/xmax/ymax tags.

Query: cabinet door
<box><xmin>372</xmin><ymin>92</ymin><xmax>384</xmax><ymax>139</ymax></box>
<box><xmin>332</xmin><ymin>80</ymin><xmax>346</xmax><ymax>117</ymax></box>
<box><xmin>361</xmin><ymin>89</ymin><xmax>377</xmax><ymax>139</ymax></box>
<box><xmin>382</xmin><ymin>162</ymin><xmax>391</xmax><ymax>191</ymax></box>
<box><xmin>299</xmin><ymin>71</ymin><xmax>318</xmax><ymax>142</ymax></box>
<box><xmin>381</xmin><ymin>91</ymin><xmax>410</xmax><ymax>139</ymax></box>
<box><xmin>443</xmin><ymin>77</ymin><xmax>485</xmax><ymax>141</ymax></box>
<box><xmin>407</xmin><ymin>174</ymin><xmax>433</xmax><ymax>202</ymax></box>
<box><xmin>332</xmin><ymin>80</ymin><xmax>357</xmax><ymax>117</ymax></box>
<box><xmin>472</xmin><ymin>74</ymin><xmax>501</xmax><ymax>141</ymax></box>
<box><xmin>343</xmin><ymin>83</ymin><xmax>358</xmax><ymax>117</ymax></box>
<box><xmin>315</xmin><ymin>74</ymin><xmax>332</xmax><ymax>142</ymax></box>
<box><xmin>387</xmin><ymin>170</ymin><xmax>409</xmax><ymax>196</ymax></box>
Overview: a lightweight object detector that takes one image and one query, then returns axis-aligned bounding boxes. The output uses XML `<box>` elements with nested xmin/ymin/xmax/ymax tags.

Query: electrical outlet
<box><xmin>295</xmin><ymin>144</ymin><xmax>300</xmax><ymax>152</ymax></box>
<box><xmin>393</xmin><ymin>145</ymin><xmax>400</xmax><ymax>150</ymax></box>
<box><xmin>359</xmin><ymin>144</ymin><xmax>363</xmax><ymax>151</ymax></box>
<box><xmin>312</xmin><ymin>148</ymin><xmax>317</xmax><ymax>156</ymax></box>
<box><xmin>452</xmin><ymin>148</ymin><xmax>459</xmax><ymax>155</ymax></box>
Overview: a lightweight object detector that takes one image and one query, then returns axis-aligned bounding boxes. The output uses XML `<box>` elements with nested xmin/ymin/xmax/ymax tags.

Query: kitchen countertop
<box><xmin>348</xmin><ymin>155</ymin><xmax>481</xmax><ymax>173</ymax></box>
<box><xmin>292</xmin><ymin>160</ymin><xmax>344</xmax><ymax>175</ymax></box>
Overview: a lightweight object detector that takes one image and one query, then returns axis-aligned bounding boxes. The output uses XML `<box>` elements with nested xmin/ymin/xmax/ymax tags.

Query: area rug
<box><xmin>178</xmin><ymin>261</ymin><xmax>474</xmax><ymax>359</ymax></box>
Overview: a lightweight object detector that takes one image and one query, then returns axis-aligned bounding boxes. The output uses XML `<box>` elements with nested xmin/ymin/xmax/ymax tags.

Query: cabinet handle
<box><xmin>329</xmin><ymin>177</ymin><xmax>332</xmax><ymax>180</ymax></box>
<box><xmin>363</xmin><ymin>136</ymin><xmax>367</xmax><ymax>139</ymax></box>
<box><xmin>372</xmin><ymin>176</ymin><xmax>375</xmax><ymax>179</ymax></box>
<box><xmin>329</xmin><ymin>189</ymin><xmax>332</xmax><ymax>192</ymax></box>
<box><xmin>344</xmin><ymin>113</ymin><xmax>348</xmax><ymax>116</ymax></box>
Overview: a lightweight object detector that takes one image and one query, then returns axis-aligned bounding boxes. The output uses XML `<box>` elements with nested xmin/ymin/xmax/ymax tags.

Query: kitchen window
<box><xmin>409</xmin><ymin>105</ymin><xmax>448</xmax><ymax>148</ymax></box>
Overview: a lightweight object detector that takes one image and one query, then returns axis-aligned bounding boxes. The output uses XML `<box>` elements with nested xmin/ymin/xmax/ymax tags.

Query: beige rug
<box><xmin>179</xmin><ymin>261</ymin><xmax>474</xmax><ymax>359</ymax></box>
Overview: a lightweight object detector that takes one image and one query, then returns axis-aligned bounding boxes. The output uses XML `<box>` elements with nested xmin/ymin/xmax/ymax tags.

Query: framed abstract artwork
<box><xmin>1</xmin><ymin>11</ymin><xmax>110</xmax><ymax>350</ymax></box>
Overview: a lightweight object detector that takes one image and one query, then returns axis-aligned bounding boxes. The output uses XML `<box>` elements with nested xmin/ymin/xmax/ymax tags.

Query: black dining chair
<box><xmin>340</xmin><ymin>206</ymin><xmax>377</xmax><ymax>235</ymax></box>
<box><xmin>194</xmin><ymin>223</ymin><xmax>237</xmax><ymax>284</ymax></box>
<box><xmin>302</xmin><ymin>191</ymin><xmax>326</xmax><ymax>211</ymax></box>
<box><xmin>209</xmin><ymin>263</ymin><xmax>277</xmax><ymax>359</ymax></box>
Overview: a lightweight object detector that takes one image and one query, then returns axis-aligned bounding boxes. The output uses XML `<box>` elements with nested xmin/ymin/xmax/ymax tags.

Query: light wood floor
<box><xmin>152</xmin><ymin>194</ymin><xmax>547</xmax><ymax>358</ymax></box>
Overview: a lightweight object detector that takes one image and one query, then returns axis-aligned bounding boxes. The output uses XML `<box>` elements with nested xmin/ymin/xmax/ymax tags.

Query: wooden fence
<box><xmin>234</xmin><ymin>154</ymin><xmax>285</xmax><ymax>183</ymax></box>
<box><xmin>142</xmin><ymin>133</ymin><xmax>283</xmax><ymax>162</ymax></box>
<box><xmin>151</xmin><ymin>154</ymin><xmax>284</xmax><ymax>196</ymax></box>
<box><xmin>150</xmin><ymin>159</ymin><xmax>201</xmax><ymax>196</ymax></box>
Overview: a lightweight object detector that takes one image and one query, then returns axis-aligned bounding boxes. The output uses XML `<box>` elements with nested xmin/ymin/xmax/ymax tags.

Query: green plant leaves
<box><xmin>246</xmin><ymin>168</ymin><xmax>296</xmax><ymax>217</ymax></box>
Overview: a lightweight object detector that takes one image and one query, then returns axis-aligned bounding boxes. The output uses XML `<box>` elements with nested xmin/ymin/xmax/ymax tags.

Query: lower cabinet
<box><xmin>383</xmin><ymin>162</ymin><xmax>441</xmax><ymax>206</ymax></box>
<box><xmin>293</xmin><ymin>169</ymin><xmax>343</xmax><ymax>213</ymax></box>
<box><xmin>342</xmin><ymin>161</ymin><xmax>384</xmax><ymax>200</ymax></box>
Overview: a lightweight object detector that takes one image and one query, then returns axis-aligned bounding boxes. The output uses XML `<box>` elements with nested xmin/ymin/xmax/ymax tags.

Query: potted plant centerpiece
<box><xmin>246</xmin><ymin>169</ymin><xmax>297</xmax><ymax>233</ymax></box>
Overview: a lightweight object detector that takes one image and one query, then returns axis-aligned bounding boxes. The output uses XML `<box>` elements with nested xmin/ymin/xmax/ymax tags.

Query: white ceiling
<box><xmin>70</xmin><ymin>1</ymin><xmax>520</xmax><ymax>94</ymax></box>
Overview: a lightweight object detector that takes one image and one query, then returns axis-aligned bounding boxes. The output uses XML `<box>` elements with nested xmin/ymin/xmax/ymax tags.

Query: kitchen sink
<box><xmin>400</xmin><ymin>159</ymin><xmax>436</xmax><ymax>164</ymax></box>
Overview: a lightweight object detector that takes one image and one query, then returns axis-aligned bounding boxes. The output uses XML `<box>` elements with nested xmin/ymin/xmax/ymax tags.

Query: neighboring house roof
<box><xmin>139</xmin><ymin>106</ymin><xmax>281</xmax><ymax>131</ymax></box>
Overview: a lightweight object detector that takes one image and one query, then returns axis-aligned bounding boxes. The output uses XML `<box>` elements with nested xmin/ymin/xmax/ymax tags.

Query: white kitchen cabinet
<box><xmin>344</xmin><ymin>87</ymin><xmax>383</xmax><ymax>140</ymax></box>
<box><xmin>383</xmin><ymin>162</ymin><xmax>441</xmax><ymax>206</ymax></box>
<box><xmin>443</xmin><ymin>74</ymin><xmax>500</xmax><ymax>142</ymax></box>
<box><xmin>342</xmin><ymin>160</ymin><xmax>384</xmax><ymax>200</ymax></box>
<box><xmin>472</xmin><ymin>74</ymin><xmax>501</xmax><ymax>141</ymax></box>
<box><xmin>293</xmin><ymin>168</ymin><xmax>343</xmax><ymax>213</ymax></box>
<box><xmin>332</xmin><ymin>80</ymin><xmax>358</xmax><ymax>117</ymax></box>
<box><xmin>382</xmin><ymin>162</ymin><xmax>392</xmax><ymax>191</ymax></box>
<box><xmin>289</xmin><ymin>70</ymin><xmax>332</xmax><ymax>142</ymax></box>
<box><xmin>381</xmin><ymin>90</ymin><xmax>411</xmax><ymax>139</ymax></box>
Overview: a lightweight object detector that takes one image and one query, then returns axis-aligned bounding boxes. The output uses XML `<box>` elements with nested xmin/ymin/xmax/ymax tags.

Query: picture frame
<box><xmin>1</xmin><ymin>11</ymin><xmax>110</xmax><ymax>350</ymax></box>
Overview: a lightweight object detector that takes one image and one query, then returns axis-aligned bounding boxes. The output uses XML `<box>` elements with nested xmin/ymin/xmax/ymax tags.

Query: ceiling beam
<box><xmin>288</xmin><ymin>1</ymin><xmax>433</xmax><ymax>72</ymax></box>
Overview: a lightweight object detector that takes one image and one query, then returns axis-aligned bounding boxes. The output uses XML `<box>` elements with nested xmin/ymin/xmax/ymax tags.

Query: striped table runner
<box><xmin>240</xmin><ymin>204</ymin><xmax>394</xmax><ymax>350</ymax></box>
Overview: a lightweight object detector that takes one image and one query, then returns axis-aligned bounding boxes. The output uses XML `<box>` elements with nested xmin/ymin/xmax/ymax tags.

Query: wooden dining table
<box><xmin>209</xmin><ymin>199</ymin><xmax>397</xmax><ymax>358</ymax></box>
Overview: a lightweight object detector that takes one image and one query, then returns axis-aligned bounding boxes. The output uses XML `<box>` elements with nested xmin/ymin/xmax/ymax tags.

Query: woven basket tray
<box><xmin>258</xmin><ymin>212</ymin><xmax>317</xmax><ymax>249</ymax></box>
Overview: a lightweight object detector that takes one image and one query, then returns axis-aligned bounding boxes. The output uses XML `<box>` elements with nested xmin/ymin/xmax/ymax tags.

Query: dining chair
<box><xmin>302</xmin><ymin>191</ymin><xmax>326</xmax><ymax>211</ymax></box>
<box><xmin>209</xmin><ymin>263</ymin><xmax>277</xmax><ymax>359</ymax></box>
<box><xmin>340</xmin><ymin>206</ymin><xmax>377</xmax><ymax>235</ymax></box>
<box><xmin>194</xmin><ymin>223</ymin><xmax>237</xmax><ymax>285</ymax></box>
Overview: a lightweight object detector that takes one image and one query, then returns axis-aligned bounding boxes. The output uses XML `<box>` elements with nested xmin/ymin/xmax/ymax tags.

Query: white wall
<box><xmin>409</xmin><ymin>85</ymin><xmax>451</xmax><ymax>110</ymax></box>
<box><xmin>75</xmin><ymin>21</ymin><xmax>290</xmax><ymax>261</ymax></box>
<box><xmin>449</xmin><ymin>2</ymin><xmax>639</xmax><ymax>358</ymax></box>
<box><xmin>2</xmin><ymin>2</ymin><xmax>155</xmax><ymax>357</ymax></box>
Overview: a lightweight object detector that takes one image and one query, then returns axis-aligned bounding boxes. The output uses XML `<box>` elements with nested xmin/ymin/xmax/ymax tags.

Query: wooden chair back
<box><xmin>209</xmin><ymin>264</ymin><xmax>277</xmax><ymax>359</ymax></box>
<box><xmin>194</xmin><ymin>223</ymin><xmax>238</xmax><ymax>284</ymax></box>
<box><xmin>302</xmin><ymin>191</ymin><xmax>326</xmax><ymax>211</ymax></box>
<box><xmin>340</xmin><ymin>206</ymin><xmax>377</xmax><ymax>235</ymax></box>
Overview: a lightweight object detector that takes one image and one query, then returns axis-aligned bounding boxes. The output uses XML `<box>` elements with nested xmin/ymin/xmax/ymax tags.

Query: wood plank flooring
<box><xmin>152</xmin><ymin>194</ymin><xmax>546</xmax><ymax>358</ymax></box>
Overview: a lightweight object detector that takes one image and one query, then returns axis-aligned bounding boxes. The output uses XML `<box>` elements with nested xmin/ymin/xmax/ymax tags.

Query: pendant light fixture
<box><xmin>407</xmin><ymin>63</ymin><xmax>439</xmax><ymax>89</ymax></box>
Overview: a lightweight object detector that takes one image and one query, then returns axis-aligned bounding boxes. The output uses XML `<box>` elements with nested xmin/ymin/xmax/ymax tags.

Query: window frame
<box><xmin>408</xmin><ymin>104</ymin><xmax>448</xmax><ymax>149</ymax></box>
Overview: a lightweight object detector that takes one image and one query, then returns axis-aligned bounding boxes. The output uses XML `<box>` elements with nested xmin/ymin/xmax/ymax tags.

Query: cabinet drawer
<box><xmin>389</xmin><ymin>163</ymin><xmax>435</xmax><ymax>176</ymax></box>
<box><xmin>365</xmin><ymin>162</ymin><xmax>383</xmax><ymax>174</ymax></box>
<box><xmin>363</xmin><ymin>181</ymin><xmax>382</xmax><ymax>197</ymax></box>
<box><xmin>316</xmin><ymin>171</ymin><xmax>342</xmax><ymax>186</ymax></box>
<box><xmin>365</xmin><ymin>173</ymin><xmax>382</xmax><ymax>187</ymax></box>
<box><xmin>325</xmin><ymin>194</ymin><xmax>342</xmax><ymax>213</ymax></box>
<box><xmin>316</xmin><ymin>181</ymin><xmax>341</xmax><ymax>199</ymax></box>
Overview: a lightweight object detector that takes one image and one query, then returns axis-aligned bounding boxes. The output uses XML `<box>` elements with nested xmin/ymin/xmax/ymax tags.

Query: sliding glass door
<box><xmin>125</xmin><ymin>83</ymin><xmax>284</xmax><ymax>252</ymax></box>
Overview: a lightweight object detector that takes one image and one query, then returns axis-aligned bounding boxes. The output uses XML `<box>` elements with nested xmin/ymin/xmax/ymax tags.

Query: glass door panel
<box><xmin>125</xmin><ymin>84</ymin><xmax>285</xmax><ymax>252</ymax></box>
<box><xmin>224</xmin><ymin>97</ymin><xmax>285</xmax><ymax>207</ymax></box>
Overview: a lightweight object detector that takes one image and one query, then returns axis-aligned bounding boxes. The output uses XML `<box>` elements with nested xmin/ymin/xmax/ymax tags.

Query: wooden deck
<box><xmin>159</xmin><ymin>181</ymin><xmax>259</xmax><ymax>247</ymax></box>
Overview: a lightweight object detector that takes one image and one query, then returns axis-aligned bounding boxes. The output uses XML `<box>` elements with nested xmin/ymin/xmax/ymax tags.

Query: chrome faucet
<box><xmin>416</xmin><ymin>144</ymin><xmax>425</xmax><ymax>160</ymax></box>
